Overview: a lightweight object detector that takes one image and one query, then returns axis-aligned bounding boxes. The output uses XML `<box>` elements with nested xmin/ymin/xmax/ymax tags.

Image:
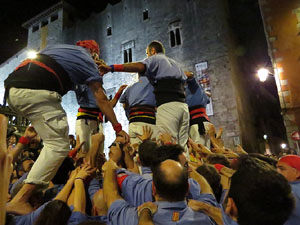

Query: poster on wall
<box><xmin>195</xmin><ymin>62</ymin><xmax>214</xmax><ymax>116</ymax></box>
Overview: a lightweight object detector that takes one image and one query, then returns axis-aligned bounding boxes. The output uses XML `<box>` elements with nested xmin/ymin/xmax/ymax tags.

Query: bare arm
<box><xmin>110</xmin><ymin>84</ymin><xmax>128</xmax><ymax>108</ymax></box>
<box><xmin>55</xmin><ymin>168</ymin><xmax>78</xmax><ymax>202</ymax></box>
<box><xmin>89</xmin><ymin>81</ymin><xmax>119</xmax><ymax>126</ymax></box>
<box><xmin>99</xmin><ymin>62</ymin><xmax>146</xmax><ymax>75</ymax></box>
<box><xmin>189</xmin><ymin>168</ymin><xmax>213</xmax><ymax>195</ymax></box>
<box><xmin>0</xmin><ymin>114</ymin><xmax>13</xmax><ymax>224</ymax></box>
<box><xmin>73</xmin><ymin>164</ymin><xmax>96</xmax><ymax>213</ymax></box>
<box><xmin>103</xmin><ymin>160</ymin><xmax>123</xmax><ymax>208</ymax></box>
<box><xmin>11</xmin><ymin>126</ymin><xmax>37</xmax><ymax>163</ymax></box>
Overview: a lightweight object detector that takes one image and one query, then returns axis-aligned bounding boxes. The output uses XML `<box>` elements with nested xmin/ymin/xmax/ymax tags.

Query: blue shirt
<box><xmin>119</xmin><ymin>76</ymin><xmax>156</xmax><ymax>107</ymax></box>
<box><xmin>285</xmin><ymin>180</ymin><xmax>300</xmax><ymax>225</ymax></box>
<box><xmin>119</xmin><ymin>170</ymin><xmax>217</xmax><ymax>207</ymax></box>
<box><xmin>10</xmin><ymin>172</ymin><xmax>28</xmax><ymax>195</ymax></box>
<box><xmin>15</xmin><ymin>201</ymin><xmax>50</xmax><ymax>225</ymax></box>
<box><xmin>141</xmin><ymin>166</ymin><xmax>152</xmax><ymax>180</ymax></box>
<box><xmin>107</xmin><ymin>199</ymin><xmax>216</xmax><ymax>225</ymax></box>
<box><xmin>40</xmin><ymin>44</ymin><xmax>102</xmax><ymax>89</ymax></box>
<box><xmin>75</xmin><ymin>84</ymin><xmax>98</xmax><ymax>108</ymax></box>
<box><xmin>88</xmin><ymin>178</ymin><xmax>102</xmax><ymax>201</ymax></box>
<box><xmin>185</xmin><ymin>77</ymin><xmax>210</xmax><ymax>108</ymax></box>
<box><xmin>68</xmin><ymin>211</ymin><xmax>107</xmax><ymax>225</ymax></box>
<box><xmin>142</xmin><ymin>53</ymin><xmax>186</xmax><ymax>84</ymax></box>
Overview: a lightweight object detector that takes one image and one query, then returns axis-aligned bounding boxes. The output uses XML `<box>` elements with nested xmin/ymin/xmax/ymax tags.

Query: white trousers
<box><xmin>75</xmin><ymin>119</ymin><xmax>103</xmax><ymax>153</ymax></box>
<box><xmin>189</xmin><ymin>121</ymin><xmax>211</xmax><ymax>148</ymax></box>
<box><xmin>156</xmin><ymin>102</ymin><xmax>190</xmax><ymax>147</ymax></box>
<box><xmin>8</xmin><ymin>88</ymin><xmax>69</xmax><ymax>186</ymax></box>
<box><xmin>128</xmin><ymin>122</ymin><xmax>157</xmax><ymax>145</ymax></box>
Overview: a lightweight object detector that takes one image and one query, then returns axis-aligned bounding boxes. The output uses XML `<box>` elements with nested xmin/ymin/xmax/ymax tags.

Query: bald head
<box><xmin>153</xmin><ymin>159</ymin><xmax>188</xmax><ymax>202</ymax></box>
<box><xmin>92</xmin><ymin>189</ymin><xmax>107</xmax><ymax>216</ymax></box>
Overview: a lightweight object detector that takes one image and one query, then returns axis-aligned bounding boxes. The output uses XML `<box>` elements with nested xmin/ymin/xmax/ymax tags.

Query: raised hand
<box><xmin>24</xmin><ymin>126</ymin><xmax>37</xmax><ymax>140</ymax></box>
<box><xmin>136</xmin><ymin>126</ymin><xmax>153</xmax><ymax>141</ymax></box>
<box><xmin>99</xmin><ymin>64</ymin><xmax>112</xmax><ymax>76</ymax></box>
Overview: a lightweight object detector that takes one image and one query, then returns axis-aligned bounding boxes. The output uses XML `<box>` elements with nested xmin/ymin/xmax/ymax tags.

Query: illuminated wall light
<box><xmin>257</xmin><ymin>68</ymin><xmax>269</xmax><ymax>82</ymax></box>
<box><xmin>27</xmin><ymin>50</ymin><xmax>37</xmax><ymax>59</ymax></box>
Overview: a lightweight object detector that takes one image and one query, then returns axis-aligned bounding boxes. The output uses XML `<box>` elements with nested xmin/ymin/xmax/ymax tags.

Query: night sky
<box><xmin>0</xmin><ymin>0</ymin><xmax>114</xmax><ymax>65</ymax></box>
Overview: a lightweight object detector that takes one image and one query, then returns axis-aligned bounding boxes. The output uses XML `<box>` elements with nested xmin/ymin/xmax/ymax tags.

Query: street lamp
<box><xmin>257</xmin><ymin>68</ymin><xmax>271</xmax><ymax>82</ymax></box>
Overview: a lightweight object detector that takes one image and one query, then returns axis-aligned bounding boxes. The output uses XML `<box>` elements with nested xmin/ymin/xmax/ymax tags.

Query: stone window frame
<box><xmin>107</xmin><ymin>26</ymin><xmax>112</xmax><ymax>36</ymax></box>
<box><xmin>143</xmin><ymin>9</ymin><xmax>149</xmax><ymax>21</ymax></box>
<box><xmin>122</xmin><ymin>40</ymin><xmax>135</xmax><ymax>63</ymax></box>
<box><xmin>169</xmin><ymin>21</ymin><xmax>182</xmax><ymax>48</ymax></box>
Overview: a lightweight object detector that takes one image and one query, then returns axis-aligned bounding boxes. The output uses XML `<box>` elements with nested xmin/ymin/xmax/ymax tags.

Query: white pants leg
<box><xmin>189</xmin><ymin>121</ymin><xmax>212</xmax><ymax>148</ymax></box>
<box><xmin>156</xmin><ymin>102</ymin><xmax>189</xmax><ymax>147</ymax></box>
<box><xmin>75</xmin><ymin>119</ymin><xmax>100</xmax><ymax>153</ymax></box>
<box><xmin>8</xmin><ymin>88</ymin><xmax>69</xmax><ymax>186</ymax></box>
<box><xmin>128</xmin><ymin>122</ymin><xmax>157</xmax><ymax>145</ymax></box>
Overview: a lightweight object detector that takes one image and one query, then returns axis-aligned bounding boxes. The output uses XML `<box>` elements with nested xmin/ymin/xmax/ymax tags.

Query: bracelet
<box><xmin>18</xmin><ymin>136</ymin><xmax>30</xmax><ymax>145</ymax></box>
<box><xmin>110</xmin><ymin>65</ymin><xmax>114</xmax><ymax>73</ymax></box>
<box><xmin>74</xmin><ymin>177</ymin><xmax>85</xmax><ymax>182</ymax></box>
<box><xmin>138</xmin><ymin>207</ymin><xmax>153</xmax><ymax>218</ymax></box>
<box><xmin>113</xmin><ymin>123</ymin><xmax>122</xmax><ymax>134</ymax></box>
<box><xmin>114</xmin><ymin>64</ymin><xmax>124</xmax><ymax>72</ymax></box>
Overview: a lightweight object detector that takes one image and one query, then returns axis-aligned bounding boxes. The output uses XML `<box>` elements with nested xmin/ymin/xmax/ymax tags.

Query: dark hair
<box><xmin>77</xmin><ymin>221</ymin><xmax>106</xmax><ymax>225</ymax></box>
<box><xmin>52</xmin><ymin>157</ymin><xmax>75</xmax><ymax>184</ymax></box>
<box><xmin>139</xmin><ymin>140</ymin><xmax>158</xmax><ymax>167</ymax></box>
<box><xmin>229</xmin><ymin>155</ymin><xmax>294</xmax><ymax>225</ymax></box>
<box><xmin>196</xmin><ymin>164</ymin><xmax>223</xmax><ymax>203</ymax></box>
<box><xmin>34</xmin><ymin>200</ymin><xmax>71</xmax><ymax>225</ymax></box>
<box><xmin>207</xmin><ymin>153</ymin><xmax>230</xmax><ymax>168</ymax></box>
<box><xmin>152</xmin><ymin>161</ymin><xmax>188</xmax><ymax>202</ymax></box>
<box><xmin>248</xmin><ymin>153</ymin><xmax>278</xmax><ymax>168</ymax></box>
<box><xmin>5</xmin><ymin>213</ymin><xmax>15</xmax><ymax>225</ymax></box>
<box><xmin>147</xmin><ymin>40</ymin><xmax>165</xmax><ymax>54</ymax></box>
<box><xmin>151</xmin><ymin>144</ymin><xmax>184</xmax><ymax>168</ymax></box>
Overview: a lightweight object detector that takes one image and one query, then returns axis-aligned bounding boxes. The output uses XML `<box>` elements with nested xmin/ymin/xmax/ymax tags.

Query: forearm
<box><xmin>54</xmin><ymin>179</ymin><xmax>75</xmax><ymax>202</ymax></box>
<box><xmin>74</xmin><ymin>179</ymin><xmax>86</xmax><ymax>213</ymax></box>
<box><xmin>124</xmin><ymin>150</ymin><xmax>134</xmax><ymax>169</ymax></box>
<box><xmin>11</xmin><ymin>143</ymin><xmax>26</xmax><ymax>163</ymax></box>
<box><xmin>0</xmin><ymin>114</ymin><xmax>7</xmax><ymax>153</ymax></box>
<box><xmin>119</xmin><ymin>62</ymin><xmax>146</xmax><ymax>73</ymax></box>
<box><xmin>104</xmin><ymin>166</ymin><xmax>122</xmax><ymax>208</ymax></box>
<box><xmin>190</xmin><ymin>170</ymin><xmax>213</xmax><ymax>195</ymax></box>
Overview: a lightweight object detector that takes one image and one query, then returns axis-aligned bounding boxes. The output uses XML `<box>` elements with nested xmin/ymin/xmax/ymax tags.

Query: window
<box><xmin>169</xmin><ymin>21</ymin><xmax>182</xmax><ymax>47</ymax></box>
<box><xmin>107</xmin><ymin>26</ymin><xmax>112</xmax><ymax>36</ymax></box>
<box><xmin>41</xmin><ymin>20</ymin><xmax>48</xmax><ymax>27</ymax></box>
<box><xmin>122</xmin><ymin>40</ymin><xmax>134</xmax><ymax>63</ymax></box>
<box><xmin>51</xmin><ymin>14</ymin><xmax>58</xmax><ymax>22</ymax></box>
<box><xmin>32</xmin><ymin>24</ymin><xmax>39</xmax><ymax>32</ymax></box>
<box><xmin>143</xmin><ymin>9</ymin><xmax>149</xmax><ymax>20</ymax></box>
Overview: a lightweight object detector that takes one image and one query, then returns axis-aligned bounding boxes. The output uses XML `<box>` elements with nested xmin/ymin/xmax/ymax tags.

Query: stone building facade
<box><xmin>1</xmin><ymin>0</ymin><xmax>267</xmax><ymax>153</ymax></box>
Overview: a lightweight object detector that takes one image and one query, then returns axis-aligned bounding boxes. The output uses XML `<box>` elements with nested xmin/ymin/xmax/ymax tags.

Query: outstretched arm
<box><xmin>89</xmin><ymin>81</ymin><xmax>129</xmax><ymax>142</ymax></box>
<box><xmin>103</xmin><ymin>160</ymin><xmax>123</xmax><ymax>209</ymax></box>
<box><xmin>99</xmin><ymin>63</ymin><xmax>146</xmax><ymax>76</ymax></box>
<box><xmin>110</xmin><ymin>84</ymin><xmax>128</xmax><ymax>108</ymax></box>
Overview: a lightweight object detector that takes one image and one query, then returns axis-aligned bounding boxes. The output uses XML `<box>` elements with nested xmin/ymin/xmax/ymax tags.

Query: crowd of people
<box><xmin>0</xmin><ymin>39</ymin><xmax>299</xmax><ymax>225</ymax></box>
